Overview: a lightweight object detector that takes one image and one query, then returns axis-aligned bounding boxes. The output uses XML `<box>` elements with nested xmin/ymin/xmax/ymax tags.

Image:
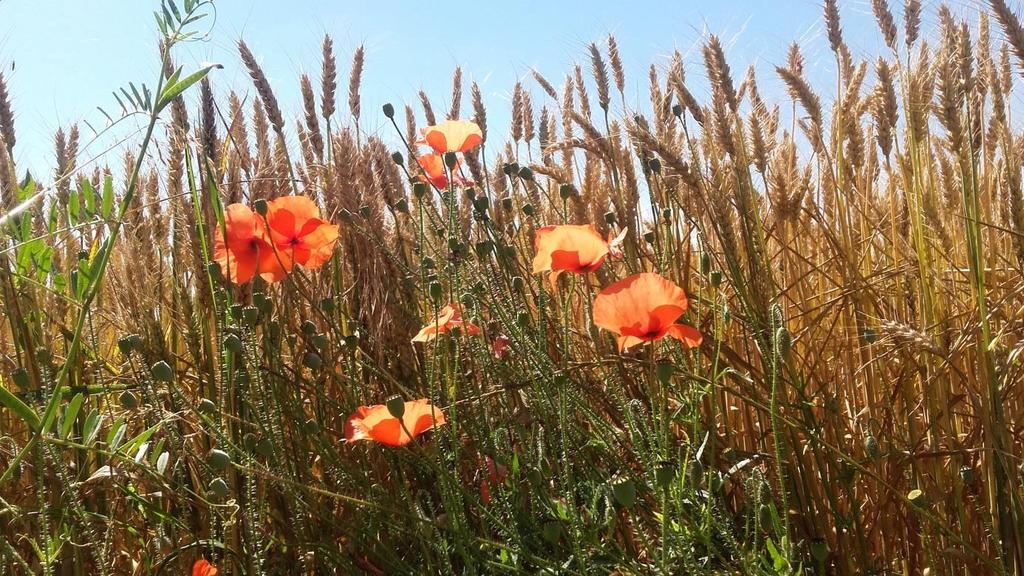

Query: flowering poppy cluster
<box><xmin>214</xmin><ymin>196</ymin><xmax>339</xmax><ymax>284</ymax></box>
<box><xmin>415</xmin><ymin>119</ymin><xmax>482</xmax><ymax>189</ymax></box>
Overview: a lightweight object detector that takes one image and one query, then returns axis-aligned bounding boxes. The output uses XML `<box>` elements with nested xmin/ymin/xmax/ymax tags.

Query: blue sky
<box><xmin>0</xmin><ymin>0</ymin><xmax>987</xmax><ymax>180</ymax></box>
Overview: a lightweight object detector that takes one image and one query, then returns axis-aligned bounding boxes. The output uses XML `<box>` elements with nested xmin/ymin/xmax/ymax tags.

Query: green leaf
<box><xmin>106</xmin><ymin>417</ymin><xmax>126</xmax><ymax>450</ymax></box>
<box><xmin>122</xmin><ymin>421</ymin><xmax>161</xmax><ymax>459</ymax></box>
<box><xmin>59</xmin><ymin>393</ymin><xmax>84</xmax><ymax>440</ymax></box>
<box><xmin>0</xmin><ymin>383</ymin><xmax>40</xmax><ymax>429</ymax></box>
<box><xmin>156</xmin><ymin>63</ymin><xmax>221</xmax><ymax>112</ymax></box>
<box><xmin>82</xmin><ymin>409</ymin><xmax>102</xmax><ymax>446</ymax></box>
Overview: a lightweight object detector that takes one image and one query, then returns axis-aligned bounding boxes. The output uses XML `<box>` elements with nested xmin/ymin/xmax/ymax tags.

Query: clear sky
<box><xmin>0</xmin><ymin>0</ymin><xmax>992</xmax><ymax>180</ymax></box>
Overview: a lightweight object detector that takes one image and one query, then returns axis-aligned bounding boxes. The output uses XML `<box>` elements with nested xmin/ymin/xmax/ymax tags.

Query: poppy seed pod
<box><xmin>10</xmin><ymin>368</ymin><xmax>29</xmax><ymax>390</ymax></box>
<box><xmin>382</xmin><ymin>103</ymin><xmax>395</xmax><ymax>118</ymax></box>
<box><xmin>907</xmin><ymin>489</ymin><xmax>927</xmax><ymax>508</ymax></box>
<box><xmin>241</xmin><ymin>306</ymin><xmax>260</xmax><ymax>327</ymax></box>
<box><xmin>700</xmin><ymin>252</ymin><xmax>712</xmax><ymax>274</ymax></box>
<box><xmin>661</xmin><ymin>208</ymin><xmax>671</xmax><ymax>222</ymax></box>
<box><xmin>197</xmin><ymin>398</ymin><xmax>216</xmax><ymax>414</ymax></box>
<box><xmin>150</xmin><ymin>361</ymin><xmax>174</xmax><ymax>382</ymax></box>
<box><xmin>394</xmin><ymin>198</ymin><xmax>410</xmax><ymax>213</ymax></box>
<box><xmin>303</xmin><ymin>352</ymin><xmax>323</xmax><ymax>370</ymax></box>
<box><xmin>36</xmin><ymin>348</ymin><xmax>51</xmax><ymax>364</ymax></box>
<box><xmin>604</xmin><ymin>211</ymin><xmax>617</xmax><ymax>224</ymax></box>
<box><xmin>672</xmin><ymin>103</ymin><xmax>684</xmax><ymax>117</ymax></box>
<box><xmin>511</xmin><ymin>276</ymin><xmax>525</xmax><ymax>292</ymax></box>
<box><xmin>223</xmin><ymin>334</ymin><xmax>243</xmax><ymax>355</ymax></box>
<box><xmin>391</xmin><ymin>151</ymin><xmax>403</xmax><ymax>165</ymax></box>
<box><xmin>301</xmin><ymin>320</ymin><xmax>317</xmax><ymax>335</ymax></box>
<box><xmin>611</xmin><ymin>476</ymin><xmax>637</xmax><ymax>508</ymax></box>
<box><xmin>338</xmin><ymin>209</ymin><xmax>354</xmax><ymax>223</ymax></box>
<box><xmin>118</xmin><ymin>334</ymin><xmax>140</xmax><ymax>355</ymax></box>
<box><xmin>642</xmin><ymin>231</ymin><xmax>656</xmax><ymax>243</ymax></box>
<box><xmin>320</xmin><ymin>297</ymin><xmax>335</xmax><ymax>312</ymax></box>
<box><xmin>518</xmin><ymin>166</ymin><xmax>533</xmax><ymax>181</ymax></box>
<box><xmin>119</xmin><ymin>390</ymin><xmax>139</xmax><ymax>409</ymax></box>
<box><xmin>207</xmin><ymin>261</ymin><xmax>223</xmax><ymax>282</ymax></box>
<box><xmin>229</xmin><ymin>303</ymin><xmax>244</xmax><ymax>320</ymax></box>
<box><xmin>522</xmin><ymin>204</ymin><xmax>535</xmax><ymax>217</ymax></box>
<box><xmin>501</xmin><ymin>163</ymin><xmax>515</xmax><ymax>176</ymax></box>
<box><xmin>710</xmin><ymin>271</ymin><xmax>722</xmax><ymax>287</ymax></box>
<box><xmin>253</xmin><ymin>198</ymin><xmax>268</xmax><ymax>216</ymax></box>
<box><xmin>648</xmin><ymin>157</ymin><xmax>662</xmax><ymax>173</ymax></box>
<box><xmin>655</xmin><ymin>361</ymin><xmax>674</xmax><ymax>384</ymax></box>
<box><xmin>475</xmin><ymin>241</ymin><xmax>493</xmax><ymax>257</ymax></box>
<box><xmin>412</xmin><ymin>182</ymin><xmax>427</xmax><ymax>199</ymax></box>
<box><xmin>472</xmin><ymin>196</ymin><xmax>489</xmax><ymax>213</ymax></box>
<box><xmin>558</xmin><ymin>184</ymin><xmax>572</xmax><ymax>199</ymax></box>
<box><xmin>253</xmin><ymin>292</ymin><xmax>272</xmax><ymax>315</ymax></box>
<box><xmin>500</xmin><ymin>197</ymin><xmax>514</xmax><ymax>211</ymax></box>
<box><xmin>385</xmin><ymin>395</ymin><xmax>406</xmax><ymax>419</ymax></box>
<box><xmin>516</xmin><ymin>311</ymin><xmax>530</xmax><ymax>327</ymax></box>
<box><xmin>443</xmin><ymin>152</ymin><xmax>458</xmax><ymax>169</ymax></box>
<box><xmin>429</xmin><ymin>282</ymin><xmax>443</xmax><ymax>301</ymax></box>
<box><xmin>207</xmin><ymin>449</ymin><xmax>231</xmax><ymax>470</ymax></box>
<box><xmin>209</xmin><ymin>477</ymin><xmax>230</xmax><ymax>499</ymax></box>
<box><xmin>311</xmin><ymin>334</ymin><xmax>329</xmax><ymax>350</ymax></box>
<box><xmin>359</xmin><ymin>205</ymin><xmax>372</xmax><ymax>219</ymax></box>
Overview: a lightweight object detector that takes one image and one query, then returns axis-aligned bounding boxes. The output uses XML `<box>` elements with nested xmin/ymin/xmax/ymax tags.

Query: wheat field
<box><xmin>2</xmin><ymin>0</ymin><xmax>1024</xmax><ymax>574</ymax></box>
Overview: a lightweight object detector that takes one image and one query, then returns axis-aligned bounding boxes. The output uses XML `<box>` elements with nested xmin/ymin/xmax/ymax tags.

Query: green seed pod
<box><xmin>500</xmin><ymin>197</ymin><xmax>514</xmax><ymax>211</ymax></box>
<box><xmin>810</xmin><ymin>538</ymin><xmax>829</xmax><ymax>562</ymax></box>
<box><xmin>229</xmin><ymin>303</ymin><xmax>244</xmax><ymax>320</ymax></box>
<box><xmin>700</xmin><ymin>252</ymin><xmax>711</xmax><ymax>274</ymax></box>
<box><xmin>474</xmin><ymin>241</ymin><xmax>493</xmax><ymax>257</ymax></box>
<box><xmin>320</xmin><ymin>297</ymin><xmax>335</xmax><ymax>313</ymax></box>
<box><xmin>611</xmin><ymin>477</ymin><xmax>637</xmax><ymax>508</ymax></box>
<box><xmin>511</xmin><ymin>276</ymin><xmax>525</xmax><ymax>292</ymax></box>
<box><xmin>516</xmin><ymin>311</ymin><xmax>530</xmax><ymax>327</ymax></box>
<box><xmin>519</xmin><ymin>166</ymin><xmax>534</xmax><ymax>181</ymax></box>
<box><xmin>429</xmin><ymin>282</ymin><xmax>443</xmax><ymax>301</ymax></box>
<box><xmin>256</xmin><ymin>438</ymin><xmax>274</xmax><ymax>458</ymax></box>
<box><xmin>338</xmin><ymin>208</ymin><xmax>354</xmax><ymax>223</ymax></box>
<box><xmin>241</xmin><ymin>305</ymin><xmax>260</xmax><ymax>327</ymax></box>
<box><xmin>207</xmin><ymin>262</ymin><xmax>223</xmax><ymax>283</ymax></box>
<box><xmin>472</xmin><ymin>196</ymin><xmax>489</xmax><ymax>213</ymax></box>
<box><xmin>394</xmin><ymin>198</ymin><xmax>410</xmax><ymax>213</ymax></box>
<box><xmin>386</xmin><ymin>395</ymin><xmax>406</xmax><ymax>419</ymax></box>
<box><xmin>390</xmin><ymin>151</ymin><xmax>403</xmax><ymax>165</ymax></box>
<box><xmin>303</xmin><ymin>418</ymin><xmax>320</xmax><ymax>433</ymax></box>
<box><xmin>660</xmin><ymin>207</ymin><xmax>671</xmax><ymax>222</ymax></box>
<box><xmin>862</xmin><ymin>327</ymin><xmax>878</xmax><ymax>344</ymax></box>
<box><xmin>36</xmin><ymin>348</ymin><xmax>51</xmax><ymax>364</ymax></box>
<box><xmin>642</xmin><ymin>231</ymin><xmax>656</xmax><ymax>244</ymax></box>
<box><xmin>648</xmin><ymin>157</ymin><xmax>662</xmax><ymax>173</ymax></box>
<box><xmin>459</xmin><ymin>292</ymin><xmax>474</xmax><ymax>307</ymax></box>
<box><xmin>444</xmin><ymin>152</ymin><xmax>458</xmax><ymax>169</ymax></box>
<box><xmin>150</xmin><ymin>361</ymin><xmax>174</xmax><ymax>382</ymax></box>
<box><xmin>303</xmin><ymin>352</ymin><xmax>323</xmax><ymax>371</ymax></box>
<box><xmin>603</xmin><ymin>211</ymin><xmax>616</xmax><ymax>224</ymax></box>
<box><xmin>242</xmin><ymin>433</ymin><xmax>258</xmax><ymax>451</ymax></box>
<box><xmin>522</xmin><ymin>203</ymin><xmax>535</xmax><ymax>217</ymax></box>
<box><xmin>447</xmin><ymin>237</ymin><xmax>461</xmax><ymax>252</ymax></box>
<box><xmin>253</xmin><ymin>292</ymin><xmax>273</xmax><ymax>315</ymax></box>
<box><xmin>412</xmin><ymin>182</ymin><xmax>427</xmax><ymax>199</ymax></box>
<box><xmin>311</xmin><ymin>334</ymin><xmax>329</xmax><ymax>351</ymax></box>
<box><xmin>654</xmin><ymin>461</ymin><xmax>676</xmax><ymax>490</ymax></box>
<box><xmin>672</xmin><ymin>103</ymin><xmax>684</xmax><ymax>117</ymax></box>
<box><xmin>253</xmin><ymin>199</ymin><xmax>268</xmax><ymax>216</ymax></box>
<box><xmin>344</xmin><ymin>335</ymin><xmax>359</xmax><ymax>348</ymax></box>
<box><xmin>358</xmin><ymin>205</ymin><xmax>372</xmax><ymax>219</ymax></box>
<box><xmin>655</xmin><ymin>361</ymin><xmax>674</xmax><ymax>384</ymax></box>
<box><xmin>501</xmin><ymin>163</ymin><xmax>515</xmax><ymax>175</ymax></box>
<box><xmin>959</xmin><ymin>466</ymin><xmax>975</xmax><ymax>487</ymax></box>
<box><xmin>207</xmin><ymin>449</ymin><xmax>231</xmax><ymax>471</ymax></box>
<box><xmin>119</xmin><ymin>391</ymin><xmax>139</xmax><ymax>409</ymax></box>
<box><xmin>421</xmin><ymin>256</ymin><xmax>435</xmax><ymax>269</ymax></box>
<box><xmin>558</xmin><ymin>183</ymin><xmax>572</xmax><ymax>199</ymax></box>
<box><xmin>267</xmin><ymin>321</ymin><xmax>281</xmax><ymax>341</ymax></box>
<box><xmin>541</xmin><ymin>521</ymin><xmax>562</xmax><ymax>544</ymax></box>
<box><xmin>301</xmin><ymin>320</ymin><xmax>317</xmax><ymax>335</ymax></box>
<box><xmin>197</xmin><ymin>398</ymin><xmax>217</xmax><ymax>414</ymax></box>
<box><xmin>710</xmin><ymin>271</ymin><xmax>722</xmax><ymax>287</ymax></box>
<box><xmin>907</xmin><ymin>488</ymin><xmax>927</xmax><ymax>508</ymax></box>
<box><xmin>223</xmin><ymin>334</ymin><xmax>243</xmax><ymax>355</ymax></box>
<box><xmin>382</xmin><ymin>103</ymin><xmax>395</xmax><ymax>118</ymax></box>
<box><xmin>209</xmin><ymin>477</ymin><xmax>230</xmax><ymax>499</ymax></box>
<box><xmin>117</xmin><ymin>334</ymin><xmax>138</xmax><ymax>355</ymax></box>
<box><xmin>464</xmin><ymin>187</ymin><xmax>476</xmax><ymax>201</ymax></box>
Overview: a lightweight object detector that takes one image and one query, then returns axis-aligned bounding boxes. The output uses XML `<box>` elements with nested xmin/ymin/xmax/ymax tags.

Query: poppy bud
<box><xmin>223</xmin><ymin>334</ymin><xmax>243</xmax><ymax>355</ymax></box>
<box><xmin>648</xmin><ymin>157</ymin><xmax>662</xmax><ymax>173</ymax></box>
<box><xmin>429</xmin><ymin>282</ymin><xmax>443</xmax><ymax>301</ymax></box>
<box><xmin>518</xmin><ymin>166</ymin><xmax>533</xmax><ymax>181</ymax></box>
<box><xmin>241</xmin><ymin>306</ymin><xmax>260</xmax><ymax>326</ymax></box>
<box><xmin>385</xmin><ymin>395</ymin><xmax>406</xmax><ymax>419</ymax></box>
<box><xmin>611</xmin><ymin>476</ymin><xmax>636</xmax><ymax>508</ymax></box>
<box><xmin>209</xmin><ymin>477</ymin><xmax>230</xmax><ymax>499</ymax></box>
<box><xmin>382</xmin><ymin>103</ymin><xmax>395</xmax><ymax>118</ymax></box>
<box><xmin>642</xmin><ymin>231</ymin><xmax>656</xmax><ymax>243</ymax></box>
<box><xmin>522</xmin><ymin>204</ymin><xmax>535</xmax><ymax>217</ymax></box>
<box><xmin>119</xmin><ymin>390</ymin><xmax>139</xmax><ymax>409</ymax></box>
<box><xmin>10</xmin><ymin>368</ymin><xmax>29</xmax><ymax>390</ymax></box>
<box><xmin>151</xmin><ymin>361</ymin><xmax>174</xmax><ymax>382</ymax></box>
<box><xmin>303</xmin><ymin>352</ymin><xmax>322</xmax><ymax>370</ymax></box>
<box><xmin>253</xmin><ymin>292</ymin><xmax>272</xmax><ymax>315</ymax></box>
<box><xmin>413</xmin><ymin>182</ymin><xmax>427</xmax><ymax>199</ymax></box>
<box><xmin>474</xmin><ymin>241</ymin><xmax>493</xmax><ymax>257</ymax></box>
<box><xmin>672</xmin><ymin>103</ymin><xmax>684</xmax><ymax>117</ymax></box>
<box><xmin>655</xmin><ymin>361</ymin><xmax>674</xmax><ymax>384</ymax></box>
<box><xmin>709</xmin><ymin>471</ymin><xmax>724</xmax><ymax>492</ymax></box>
<box><xmin>359</xmin><ymin>205</ymin><xmax>372</xmax><ymax>219</ymax></box>
<box><xmin>391</xmin><ymin>151</ymin><xmax>403</xmax><ymax>165</ymax></box>
<box><xmin>338</xmin><ymin>209</ymin><xmax>354</xmax><ymax>223</ymax></box>
<box><xmin>207</xmin><ymin>448</ymin><xmax>231</xmax><ymax>470</ymax></box>
<box><xmin>320</xmin><ymin>297</ymin><xmax>335</xmax><ymax>312</ymax></box>
<box><xmin>500</xmin><ymin>197</ymin><xmax>514</xmax><ymax>211</ymax></box>
<box><xmin>776</xmin><ymin>326</ymin><xmax>791</xmax><ymax>356</ymax></box>
<box><xmin>603</xmin><ymin>211</ymin><xmax>616</xmax><ymax>224</ymax></box>
<box><xmin>444</xmin><ymin>152</ymin><xmax>458</xmax><ymax>169</ymax></box>
<box><xmin>253</xmin><ymin>199</ymin><xmax>268</xmax><ymax>216</ymax></box>
<box><xmin>197</xmin><ymin>398</ymin><xmax>217</xmax><ymax>414</ymax></box>
<box><xmin>558</xmin><ymin>183</ymin><xmax>572</xmax><ymax>199</ymax></box>
<box><xmin>511</xmin><ymin>276</ymin><xmax>525</xmax><ymax>292</ymax></box>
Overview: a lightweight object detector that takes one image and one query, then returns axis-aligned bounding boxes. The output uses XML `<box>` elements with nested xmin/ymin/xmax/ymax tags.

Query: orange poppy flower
<box><xmin>412</xmin><ymin>303</ymin><xmax>482</xmax><ymax>343</ymax></box>
<box><xmin>213</xmin><ymin>203</ymin><xmax>288</xmax><ymax>284</ymax></box>
<box><xmin>592</xmin><ymin>272</ymin><xmax>703</xmax><ymax>352</ymax></box>
<box><xmin>192</xmin><ymin>559</ymin><xmax>218</xmax><ymax>576</ymax></box>
<box><xmin>533</xmin><ymin>224</ymin><xmax>625</xmax><ymax>289</ymax></box>
<box><xmin>263</xmin><ymin>195</ymin><xmax>340</xmax><ymax>278</ymax></box>
<box><xmin>422</xmin><ymin>119</ymin><xmax>484</xmax><ymax>154</ymax></box>
<box><xmin>417</xmin><ymin>153</ymin><xmax>469</xmax><ymax>189</ymax></box>
<box><xmin>344</xmin><ymin>398</ymin><xmax>446</xmax><ymax>446</ymax></box>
